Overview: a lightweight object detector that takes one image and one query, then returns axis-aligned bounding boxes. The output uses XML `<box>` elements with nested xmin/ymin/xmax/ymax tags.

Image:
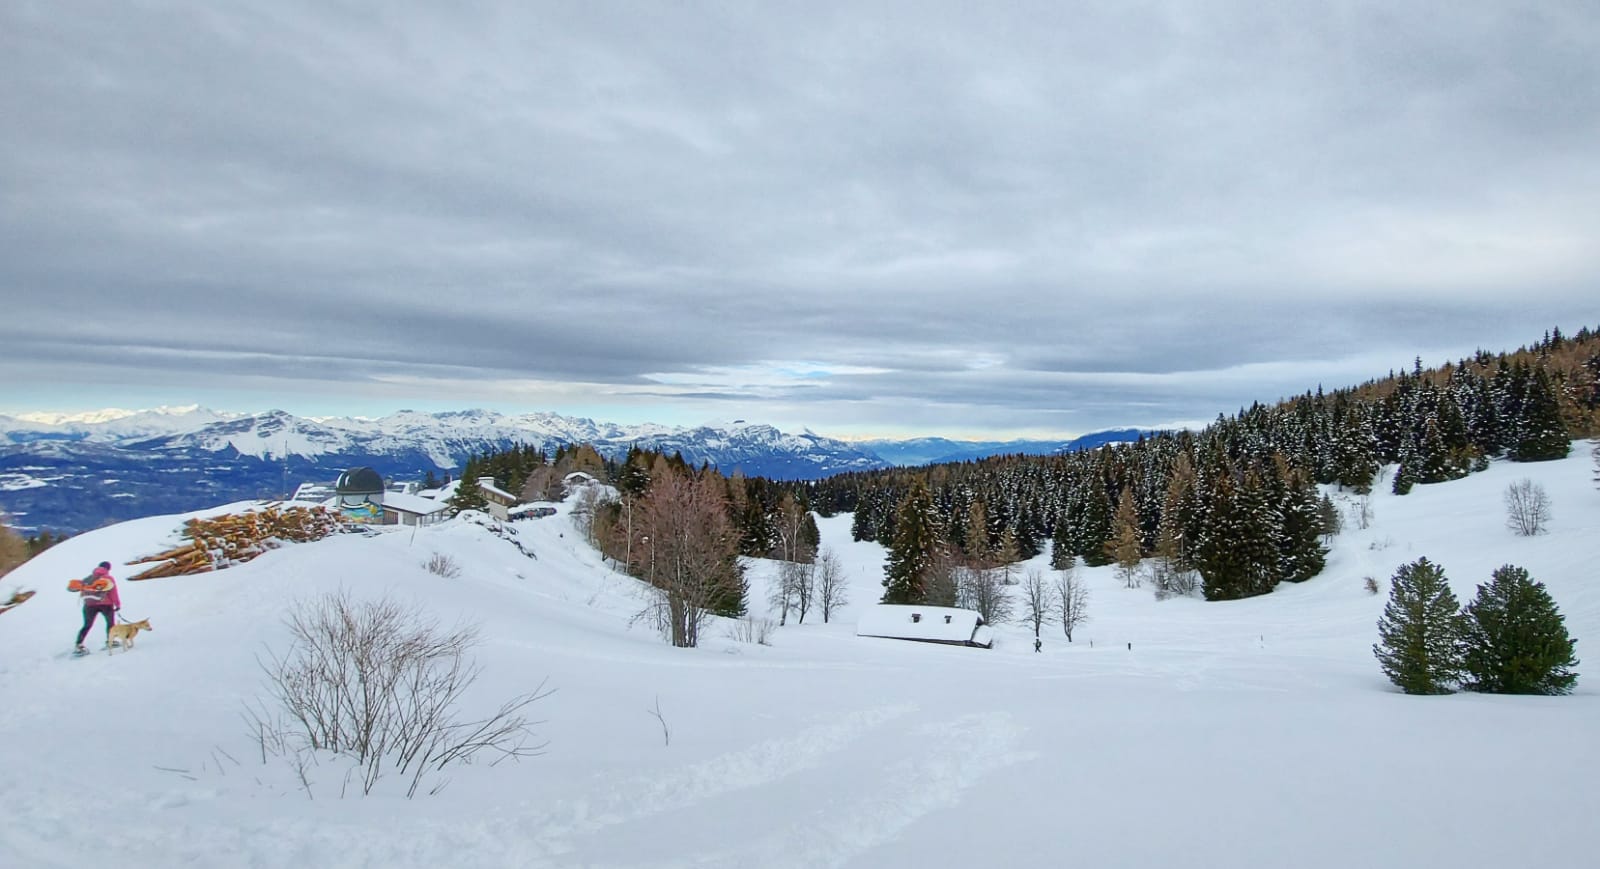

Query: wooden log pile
<box><xmin>0</xmin><ymin>588</ymin><xmax>36</xmax><ymax>616</ymax></box>
<box><xmin>128</xmin><ymin>505</ymin><xmax>345</xmax><ymax>580</ymax></box>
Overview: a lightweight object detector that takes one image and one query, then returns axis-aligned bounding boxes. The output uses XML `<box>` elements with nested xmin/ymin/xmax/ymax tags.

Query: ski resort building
<box><xmin>477</xmin><ymin>476</ymin><xmax>518</xmax><ymax>521</ymax></box>
<box><xmin>856</xmin><ymin>605</ymin><xmax>995</xmax><ymax>649</ymax></box>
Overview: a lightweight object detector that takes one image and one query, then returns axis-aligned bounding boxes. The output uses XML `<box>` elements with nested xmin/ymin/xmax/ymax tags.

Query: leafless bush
<box><xmin>423</xmin><ymin>552</ymin><xmax>461</xmax><ymax>579</ymax></box>
<box><xmin>1504</xmin><ymin>478</ymin><xmax>1552</xmax><ymax>536</ymax></box>
<box><xmin>1151</xmin><ymin>558</ymin><xmax>1199</xmax><ymax>600</ymax></box>
<box><xmin>1364</xmin><ymin>576</ymin><xmax>1380</xmax><ymax>595</ymax></box>
<box><xmin>728</xmin><ymin>615</ymin><xmax>775</xmax><ymax>645</ymax></box>
<box><xmin>247</xmin><ymin>590</ymin><xmax>550</xmax><ymax>798</ymax></box>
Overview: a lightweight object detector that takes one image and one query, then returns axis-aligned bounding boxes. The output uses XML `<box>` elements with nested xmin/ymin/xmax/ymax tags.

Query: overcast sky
<box><xmin>3</xmin><ymin>2</ymin><xmax>1597</xmax><ymax>439</ymax></box>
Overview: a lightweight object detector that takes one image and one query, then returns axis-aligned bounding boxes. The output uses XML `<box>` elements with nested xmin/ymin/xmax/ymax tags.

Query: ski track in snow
<box><xmin>625</xmin><ymin>712</ymin><xmax>1037</xmax><ymax>869</ymax></box>
<box><xmin>523</xmin><ymin>703</ymin><xmax>918</xmax><ymax>854</ymax></box>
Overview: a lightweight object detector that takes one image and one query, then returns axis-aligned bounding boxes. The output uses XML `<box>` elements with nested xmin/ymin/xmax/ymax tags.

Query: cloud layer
<box><xmin>4</xmin><ymin>2</ymin><xmax>1597</xmax><ymax>436</ymax></box>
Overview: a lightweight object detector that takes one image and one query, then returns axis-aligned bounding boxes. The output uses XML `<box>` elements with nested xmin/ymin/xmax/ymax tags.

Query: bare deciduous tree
<box><xmin>572</xmin><ymin>485</ymin><xmax>611</xmax><ymax>546</ymax></box>
<box><xmin>771</xmin><ymin>559</ymin><xmax>816</xmax><ymax>625</ymax></box>
<box><xmin>815</xmin><ymin>548</ymin><xmax>849</xmax><ymax>623</ymax></box>
<box><xmin>1351</xmin><ymin>495</ymin><xmax>1374</xmax><ymax>530</ymax></box>
<box><xmin>1019</xmin><ymin>568</ymin><xmax>1055</xmax><ymax>638</ymax></box>
<box><xmin>1054</xmin><ymin>565</ymin><xmax>1090</xmax><ymax>642</ymax></box>
<box><xmin>792</xmin><ymin>560</ymin><xmax>815</xmax><ymax>623</ymax></box>
<box><xmin>637</xmin><ymin>469</ymin><xmax>744</xmax><ymax>648</ymax></box>
<box><xmin>770</xmin><ymin>494</ymin><xmax>816</xmax><ymax>564</ymax></box>
<box><xmin>1504</xmin><ymin>478</ymin><xmax>1552</xmax><ymax>536</ymax></box>
<box><xmin>956</xmin><ymin>565</ymin><xmax>1012</xmax><ymax>624</ymax></box>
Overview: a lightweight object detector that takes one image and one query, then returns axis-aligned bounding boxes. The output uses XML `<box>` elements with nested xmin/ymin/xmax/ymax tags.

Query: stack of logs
<box><xmin>128</xmin><ymin>506</ymin><xmax>346</xmax><ymax>580</ymax></box>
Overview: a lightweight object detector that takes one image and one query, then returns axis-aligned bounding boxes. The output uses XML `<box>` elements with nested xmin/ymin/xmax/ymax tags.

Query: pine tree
<box><xmin>1077</xmin><ymin>479</ymin><xmax>1114</xmax><ymax>567</ymax></box>
<box><xmin>1331</xmin><ymin>406</ymin><xmax>1379</xmax><ymax>492</ymax></box>
<box><xmin>1049</xmin><ymin>520</ymin><xmax>1075</xmax><ymax>570</ymax></box>
<box><xmin>1511</xmin><ymin>367</ymin><xmax>1569</xmax><ymax>462</ymax></box>
<box><xmin>882</xmin><ymin>479</ymin><xmax>940</xmax><ymax>605</ymax></box>
<box><xmin>1276</xmin><ymin>466</ymin><xmax>1327</xmax><ymax>583</ymax></box>
<box><xmin>1195</xmin><ymin>470</ymin><xmax>1279</xmax><ymax>601</ymax></box>
<box><xmin>447</xmin><ymin>456</ymin><xmax>490</xmax><ymax>515</ymax></box>
<box><xmin>1391</xmin><ymin>433</ymin><xmax>1418</xmax><ymax>495</ymax></box>
<box><xmin>1374</xmin><ymin>558</ymin><xmax>1466</xmax><ymax>694</ymax></box>
<box><xmin>1461</xmin><ymin>565</ymin><xmax>1578</xmax><ymax>695</ymax></box>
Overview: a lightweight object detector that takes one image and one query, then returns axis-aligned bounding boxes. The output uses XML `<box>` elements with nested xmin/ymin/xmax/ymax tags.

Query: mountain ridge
<box><xmin>1</xmin><ymin>407</ymin><xmax>1130</xmax><ymax>534</ymax></box>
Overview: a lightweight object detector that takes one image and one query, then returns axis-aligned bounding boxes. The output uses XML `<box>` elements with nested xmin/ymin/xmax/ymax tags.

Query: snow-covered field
<box><xmin>2</xmin><ymin>450</ymin><xmax>1596</xmax><ymax>868</ymax></box>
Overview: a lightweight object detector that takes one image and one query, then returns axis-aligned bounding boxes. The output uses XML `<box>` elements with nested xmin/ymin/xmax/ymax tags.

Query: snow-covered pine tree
<box><xmin>1391</xmin><ymin>434</ymin><xmax>1419</xmax><ymax>495</ymax></box>
<box><xmin>1461</xmin><ymin>565</ymin><xmax>1578</xmax><ymax>695</ymax></box>
<box><xmin>1511</xmin><ymin>367</ymin><xmax>1570</xmax><ymax>462</ymax></box>
<box><xmin>1331</xmin><ymin>405</ymin><xmax>1380</xmax><ymax>492</ymax></box>
<box><xmin>882</xmin><ymin>479</ymin><xmax>940</xmax><ymax>605</ymax></box>
<box><xmin>1275</xmin><ymin>463</ymin><xmax>1327</xmax><ymax>583</ymax></box>
<box><xmin>1195</xmin><ymin>469</ymin><xmax>1279</xmax><ymax>601</ymax></box>
<box><xmin>1374</xmin><ymin>557</ymin><xmax>1466</xmax><ymax>695</ymax></box>
<box><xmin>1077</xmin><ymin>475</ymin><xmax>1114</xmax><ymax>567</ymax></box>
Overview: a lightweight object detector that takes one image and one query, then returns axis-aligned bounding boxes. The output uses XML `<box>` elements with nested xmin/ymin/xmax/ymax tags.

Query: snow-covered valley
<box><xmin>1</xmin><ymin>448</ymin><xmax>1596</xmax><ymax>868</ymax></box>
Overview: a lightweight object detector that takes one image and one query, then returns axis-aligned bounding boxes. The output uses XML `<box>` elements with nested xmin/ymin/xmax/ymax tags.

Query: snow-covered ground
<box><xmin>1</xmin><ymin>449</ymin><xmax>1596</xmax><ymax>868</ymax></box>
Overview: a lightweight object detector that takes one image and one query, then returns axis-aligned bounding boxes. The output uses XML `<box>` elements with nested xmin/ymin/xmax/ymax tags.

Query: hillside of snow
<box><xmin>1</xmin><ymin>448</ymin><xmax>1596</xmax><ymax>868</ymax></box>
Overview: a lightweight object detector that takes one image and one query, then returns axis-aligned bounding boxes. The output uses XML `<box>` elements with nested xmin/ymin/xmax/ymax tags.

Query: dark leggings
<box><xmin>76</xmin><ymin>604</ymin><xmax>116</xmax><ymax>645</ymax></box>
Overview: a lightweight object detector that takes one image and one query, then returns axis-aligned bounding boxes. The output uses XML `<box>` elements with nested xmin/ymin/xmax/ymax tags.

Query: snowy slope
<box><xmin>1</xmin><ymin>448</ymin><xmax>1596</xmax><ymax>868</ymax></box>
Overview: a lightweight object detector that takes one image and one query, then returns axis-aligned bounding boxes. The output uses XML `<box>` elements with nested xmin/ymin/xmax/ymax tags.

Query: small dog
<box><xmin>106</xmin><ymin>618</ymin><xmax>153</xmax><ymax>652</ymax></box>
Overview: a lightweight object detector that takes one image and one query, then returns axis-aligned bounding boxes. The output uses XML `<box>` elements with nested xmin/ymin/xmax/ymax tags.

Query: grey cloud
<box><xmin>3</xmin><ymin>1</ymin><xmax>1598</xmax><ymax>436</ymax></box>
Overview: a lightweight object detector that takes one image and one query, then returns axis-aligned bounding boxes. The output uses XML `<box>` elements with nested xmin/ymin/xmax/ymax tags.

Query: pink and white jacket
<box><xmin>72</xmin><ymin>566</ymin><xmax>121</xmax><ymax>609</ymax></box>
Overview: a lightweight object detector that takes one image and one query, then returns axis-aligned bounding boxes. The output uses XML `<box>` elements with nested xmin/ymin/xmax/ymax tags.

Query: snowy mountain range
<box><xmin>0</xmin><ymin>407</ymin><xmax>1133</xmax><ymax>534</ymax></box>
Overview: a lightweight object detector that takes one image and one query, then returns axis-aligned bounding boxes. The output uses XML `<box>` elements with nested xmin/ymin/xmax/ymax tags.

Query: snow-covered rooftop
<box><xmin>382</xmin><ymin>491</ymin><xmax>451</xmax><ymax>516</ymax></box>
<box><xmin>856</xmin><ymin>604</ymin><xmax>988</xmax><ymax>645</ymax></box>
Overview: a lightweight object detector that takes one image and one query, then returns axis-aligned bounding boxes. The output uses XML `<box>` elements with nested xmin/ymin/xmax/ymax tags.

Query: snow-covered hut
<box><xmin>856</xmin><ymin>605</ymin><xmax>995</xmax><ymax>649</ymax></box>
<box><xmin>381</xmin><ymin>491</ymin><xmax>451</xmax><ymax>527</ymax></box>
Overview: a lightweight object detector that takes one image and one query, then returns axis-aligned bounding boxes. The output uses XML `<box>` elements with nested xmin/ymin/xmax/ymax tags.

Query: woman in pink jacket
<box><xmin>68</xmin><ymin>561</ymin><xmax>121</xmax><ymax>654</ymax></box>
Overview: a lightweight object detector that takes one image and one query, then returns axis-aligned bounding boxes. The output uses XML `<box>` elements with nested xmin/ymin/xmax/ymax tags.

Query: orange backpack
<box><xmin>67</xmin><ymin>577</ymin><xmax>112</xmax><ymax>593</ymax></box>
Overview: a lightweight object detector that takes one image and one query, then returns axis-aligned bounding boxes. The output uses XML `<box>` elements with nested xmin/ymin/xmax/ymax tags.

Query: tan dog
<box><xmin>107</xmin><ymin>618</ymin><xmax>153</xmax><ymax>651</ymax></box>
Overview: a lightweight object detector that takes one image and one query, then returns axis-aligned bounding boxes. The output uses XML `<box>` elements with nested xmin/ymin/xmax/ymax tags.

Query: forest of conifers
<box><xmin>465</xmin><ymin>326</ymin><xmax>1599</xmax><ymax>606</ymax></box>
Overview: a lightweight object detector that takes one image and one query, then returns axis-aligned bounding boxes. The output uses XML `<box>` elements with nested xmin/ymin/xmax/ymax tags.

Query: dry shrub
<box><xmin>247</xmin><ymin>590</ymin><xmax>549</xmax><ymax>798</ymax></box>
<box><xmin>728</xmin><ymin>616</ymin><xmax>775</xmax><ymax>645</ymax></box>
<box><xmin>424</xmin><ymin>552</ymin><xmax>461</xmax><ymax>578</ymax></box>
<box><xmin>1504</xmin><ymin>478</ymin><xmax>1552</xmax><ymax>536</ymax></box>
